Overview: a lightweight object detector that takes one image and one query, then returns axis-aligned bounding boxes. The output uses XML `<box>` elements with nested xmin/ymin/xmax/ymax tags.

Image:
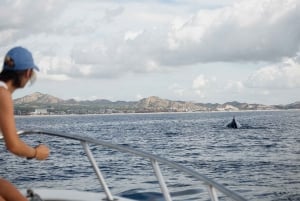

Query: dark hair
<box><xmin>0</xmin><ymin>69</ymin><xmax>27</xmax><ymax>88</ymax></box>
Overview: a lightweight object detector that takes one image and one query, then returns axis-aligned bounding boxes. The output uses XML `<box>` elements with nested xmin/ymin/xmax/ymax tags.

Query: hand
<box><xmin>35</xmin><ymin>144</ymin><xmax>50</xmax><ymax>160</ymax></box>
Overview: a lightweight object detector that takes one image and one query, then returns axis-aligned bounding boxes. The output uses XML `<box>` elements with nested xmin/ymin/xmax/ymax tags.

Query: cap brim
<box><xmin>33</xmin><ymin>65</ymin><xmax>40</xmax><ymax>72</ymax></box>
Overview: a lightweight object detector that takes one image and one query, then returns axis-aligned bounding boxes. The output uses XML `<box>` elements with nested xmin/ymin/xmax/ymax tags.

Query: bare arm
<box><xmin>0</xmin><ymin>89</ymin><xmax>49</xmax><ymax>160</ymax></box>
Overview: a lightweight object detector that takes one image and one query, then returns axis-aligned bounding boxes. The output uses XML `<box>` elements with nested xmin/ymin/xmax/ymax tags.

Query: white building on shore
<box><xmin>31</xmin><ymin>108</ymin><xmax>48</xmax><ymax>115</ymax></box>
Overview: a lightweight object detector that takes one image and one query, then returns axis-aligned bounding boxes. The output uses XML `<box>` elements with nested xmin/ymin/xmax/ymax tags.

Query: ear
<box><xmin>25</xmin><ymin>69</ymin><xmax>33</xmax><ymax>79</ymax></box>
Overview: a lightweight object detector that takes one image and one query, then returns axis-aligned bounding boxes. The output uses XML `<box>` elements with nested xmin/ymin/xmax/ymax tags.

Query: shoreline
<box><xmin>15</xmin><ymin>108</ymin><xmax>300</xmax><ymax>118</ymax></box>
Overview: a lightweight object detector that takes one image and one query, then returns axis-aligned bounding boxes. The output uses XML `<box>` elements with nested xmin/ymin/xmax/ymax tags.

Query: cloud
<box><xmin>0</xmin><ymin>0</ymin><xmax>67</xmax><ymax>45</ymax></box>
<box><xmin>192</xmin><ymin>74</ymin><xmax>209</xmax><ymax>96</ymax></box>
<box><xmin>1</xmin><ymin>0</ymin><xmax>300</xmax><ymax>82</ymax></box>
<box><xmin>124</xmin><ymin>30</ymin><xmax>144</xmax><ymax>41</ymax></box>
<box><xmin>164</xmin><ymin>0</ymin><xmax>300</xmax><ymax>65</ymax></box>
<box><xmin>39</xmin><ymin>74</ymin><xmax>71</xmax><ymax>81</ymax></box>
<box><xmin>245</xmin><ymin>55</ymin><xmax>300</xmax><ymax>89</ymax></box>
<box><xmin>37</xmin><ymin>54</ymin><xmax>73</xmax><ymax>79</ymax></box>
<box><xmin>169</xmin><ymin>83</ymin><xmax>185</xmax><ymax>96</ymax></box>
<box><xmin>69</xmin><ymin>28</ymin><xmax>166</xmax><ymax>78</ymax></box>
<box><xmin>225</xmin><ymin>80</ymin><xmax>244</xmax><ymax>92</ymax></box>
<box><xmin>103</xmin><ymin>6</ymin><xmax>124</xmax><ymax>23</ymax></box>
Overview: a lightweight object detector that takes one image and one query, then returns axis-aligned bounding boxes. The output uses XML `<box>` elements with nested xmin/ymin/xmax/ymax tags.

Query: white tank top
<box><xmin>0</xmin><ymin>81</ymin><xmax>8</xmax><ymax>90</ymax></box>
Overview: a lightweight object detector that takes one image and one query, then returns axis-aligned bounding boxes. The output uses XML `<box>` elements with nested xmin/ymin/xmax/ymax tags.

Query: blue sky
<box><xmin>1</xmin><ymin>0</ymin><xmax>300</xmax><ymax>104</ymax></box>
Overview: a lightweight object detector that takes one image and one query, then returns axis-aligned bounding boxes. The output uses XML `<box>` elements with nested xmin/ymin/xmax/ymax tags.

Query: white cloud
<box><xmin>245</xmin><ymin>56</ymin><xmax>300</xmax><ymax>89</ymax></box>
<box><xmin>192</xmin><ymin>74</ymin><xmax>209</xmax><ymax>96</ymax></box>
<box><xmin>124</xmin><ymin>30</ymin><xmax>144</xmax><ymax>41</ymax></box>
<box><xmin>103</xmin><ymin>6</ymin><xmax>124</xmax><ymax>23</ymax></box>
<box><xmin>39</xmin><ymin>74</ymin><xmax>70</xmax><ymax>81</ymax></box>
<box><xmin>165</xmin><ymin>0</ymin><xmax>300</xmax><ymax>64</ymax></box>
<box><xmin>2</xmin><ymin>0</ymin><xmax>299</xmax><ymax>80</ymax></box>
<box><xmin>0</xmin><ymin>0</ymin><xmax>67</xmax><ymax>45</ymax></box>
<box><xmin>225</xmin><ymin>80</ymin><xmax>244</xmax><ymax>92</ymax></box>
<box><xmin>169</xmin><ymin>83</ymin><xmax>185</xmax><ymax>96</ymax></box>
<box><xmin>37</xmin><ymin>55</ymin><xmax>73</xmax><ymax>78</ymax></box>
<box><xmin>1</xmin><ymin>0</ymin><xmax>300</xmax><ymax>104</ymax></box>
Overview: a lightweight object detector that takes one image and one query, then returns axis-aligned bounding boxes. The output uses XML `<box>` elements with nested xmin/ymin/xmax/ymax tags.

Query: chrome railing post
<box><xmin>81</xmin><ymin>141</ymin><xmax>114</xmax><ymax>201</ymax></box>
<box><xmin>150</xmin><ymin>159</ymin><xmax>172</xmax><ymax>201</ymax></box>
<box><xmin>208</xmin><ymin>185</ymin><xmax>219</xmax><ymax>201</ymax></box>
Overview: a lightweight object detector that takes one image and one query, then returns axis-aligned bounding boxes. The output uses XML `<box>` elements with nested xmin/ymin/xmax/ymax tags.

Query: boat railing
<box><xmin>14</xmin><ymin>130</ymin><xmax>247</xmax><ymax>201</ymax></box>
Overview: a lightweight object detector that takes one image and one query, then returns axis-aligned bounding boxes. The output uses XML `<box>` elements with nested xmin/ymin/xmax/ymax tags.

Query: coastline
<box><xmin>15</xmin><ymin>108</ymin><xmax>300</xmax><ymax>117</ymax></box>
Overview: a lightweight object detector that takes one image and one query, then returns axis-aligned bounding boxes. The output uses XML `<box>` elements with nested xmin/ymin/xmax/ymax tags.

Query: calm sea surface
<box><xmin>0</xmin><ymin>110</ymin><xmax>299</xmax><ymax>200</ymax></box>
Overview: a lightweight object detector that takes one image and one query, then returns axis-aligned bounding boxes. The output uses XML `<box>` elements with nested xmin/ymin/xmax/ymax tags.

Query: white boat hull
<box><xmin>21</xmin><ymin>189</ymin><xmax>135</xmax><ymax>201</ymax></box>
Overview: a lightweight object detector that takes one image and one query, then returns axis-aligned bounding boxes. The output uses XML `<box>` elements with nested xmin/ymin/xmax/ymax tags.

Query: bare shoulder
<box><xmin>0</xmin><ymin>88</ymin><xmax>13</xmax><ymax>108</ymax></box>
<box><xmin>0</xmin><ymin>88</ymin><xmax>14</xmax><ymax>129</ymax></box>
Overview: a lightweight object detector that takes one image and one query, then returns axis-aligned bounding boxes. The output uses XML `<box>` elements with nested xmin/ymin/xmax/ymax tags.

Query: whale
<box><xmin>226</xmin><ymin>116</ymin><xmax>241</xmax><ymax>129</ymax></box>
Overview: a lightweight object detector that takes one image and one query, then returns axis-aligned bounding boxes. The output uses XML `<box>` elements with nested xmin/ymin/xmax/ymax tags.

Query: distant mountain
<box><xmin>14</xmin><ymin>92</ymin><xmax>64</xmax><ymax>104</ymax></box>
<box><xmin>285</xmin><ymin>101</ymin><xmax>300</xmax><ymax>109</ymax></box>
<box><xmin>135</xmin><ymin>96</ymin><xmax>206</xmax><ymax>112</ymax></box>
<box><xmin>13</xmin><ymin>92</ymin><xmax>300</xmax><ymax>115</ymax></box>
<box><xmin>220</xmin><ymin>101</ymin><xmax>275</xmax><ymax>111</ymax></box>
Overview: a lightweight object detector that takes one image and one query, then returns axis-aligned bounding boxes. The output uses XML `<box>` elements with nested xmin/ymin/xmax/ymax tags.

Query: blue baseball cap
<box><xmin>3</xmin><ymin>46</ymin><xmax>39</xmax><ymax>71</ymax></box>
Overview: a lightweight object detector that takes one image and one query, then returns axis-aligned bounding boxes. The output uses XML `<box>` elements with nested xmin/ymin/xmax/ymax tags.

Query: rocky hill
<box><xmin>14</xmin><ymin>92</ymin><xmax>64</xmax><ymax>104</ymax></box>
<box><xmin>280</xmin><ymin>101</ymin><xmax>300</xmax><ymax>109</ymax></box>
<box><xmin>135</xmin><ymin>96</ymin><xmax>206</xmax><ymax>112</ymax></box>
<box><xmin>13</xmin><ymin>92</ymin><xmax>299</xmax><ymax>115</ymax></box>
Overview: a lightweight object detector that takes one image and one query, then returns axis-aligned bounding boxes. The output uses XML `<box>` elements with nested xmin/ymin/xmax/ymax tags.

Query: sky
<box><xmin>0</xmin><ymin>0</ymin><xmax>300</xmax><ymax>105</ymax></box>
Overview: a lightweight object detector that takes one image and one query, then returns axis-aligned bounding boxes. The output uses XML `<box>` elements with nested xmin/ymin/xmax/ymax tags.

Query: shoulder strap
<box><xmin>0</xmin><ymin>81</ymin><xmax>8</xmax><ymax>90</ymax></box>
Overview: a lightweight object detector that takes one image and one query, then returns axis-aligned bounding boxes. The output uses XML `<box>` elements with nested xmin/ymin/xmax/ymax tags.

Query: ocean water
<box><xmin>0</xmin><ymin>110</ymin><xmax>299</xmax><ymax>201</ymax></box>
